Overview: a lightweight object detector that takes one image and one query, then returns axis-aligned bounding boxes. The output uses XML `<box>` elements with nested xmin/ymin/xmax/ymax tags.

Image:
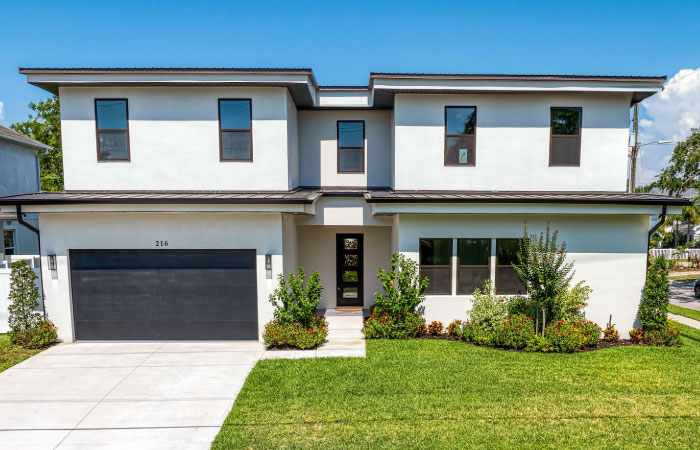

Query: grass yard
<box><xmin>0</xmin><ymin>334</ymin><xmax>39</xmax><ymax>373</ymax></box>
<box><xmin>668</xmin><ymin>273</ymin><xmax>699</xmax><ymax>281</ymax></box>
<box><xmin>669</xmin><ymin>304</ymin><xmax>700</xmax><ymax>322</ymax></box>
<box><xmin>213</xmin><ymin>325</ymin><xmax>700</xmax><ymax>449</ymax></box>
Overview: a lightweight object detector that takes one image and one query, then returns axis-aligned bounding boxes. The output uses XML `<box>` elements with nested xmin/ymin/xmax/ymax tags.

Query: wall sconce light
<box><xmin>48</xmin><ymin>254</ymin><xmax>57</xmax><ymax>271</ymax></box>
<box><xmin>265</xmin><ymin>254</ymin><xmax>272</xmax><ymax>279</ymax></box>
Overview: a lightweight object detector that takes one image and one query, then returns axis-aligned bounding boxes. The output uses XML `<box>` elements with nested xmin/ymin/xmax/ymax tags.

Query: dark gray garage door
<box><xmin>69</xmin><ymin>249</ymin><xmax>258</xmax><ymax>340</ymax></box>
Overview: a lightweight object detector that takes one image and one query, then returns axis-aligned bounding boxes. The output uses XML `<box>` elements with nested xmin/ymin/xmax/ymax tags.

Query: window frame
<box><xmin>3</xmin><ymin>229</ymin><xmax>16</xmax><ymax>256</ymax></box>
<box><xmin>444</xmin><ymin>106</ymin><xmax>477</xmax><ymax>167</ymax></box>
<box><xmin>94</xmin><ymin>98</ymin><xmax>130</xmax><ymax>162</ymax></box>
<box><xmin>419</xmin><ymin>237</ymin><xmax>453</xmax><ymax>296</ymax></box>
<box><xmin>218</xmin><ymin>98</ymin><xmax>253</xmax><ymax>162</ymax></box>
<box><xmin>336</xmin><ymin>120</ymin><xmax>365</xmax><ymax>174</ymax></box>
<box><xmin>456</xmin><ymin>238</ymin><xmax>491</xmax><ymax>295</ymax></box>
<box><xmin>549</xmin><ymin>106</ymin><xmax>582</xmax><ymax>167</ymax></box>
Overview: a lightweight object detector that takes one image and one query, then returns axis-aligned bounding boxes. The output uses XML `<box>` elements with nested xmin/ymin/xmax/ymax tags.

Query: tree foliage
<box><xmin>269</xmin><ymin>266</ymin><xmax>323</xmax><ymax>326</ymax></box>
<box><xmin>10</xmin><ymin>95</ymin><xmax>63</xmax><ymax>191</ymax></box>
<box><xmin>639</xmin><ymin>257</ymin><xmax>670</xmax><ymax>331</ymax></box>
<box><xmin>7</xmin><ymin>260</ymin><xmax>42</xmax><ymax>335</ymax></box>
<box><xmin>656</xmin><ymin>129</ymin><xmax>700</xmax><ymax>196</ymax></box>
<box><xmin>373</xmin><ymin>253</ymin><xmax>429</xmax><ymax>317</ymax></box>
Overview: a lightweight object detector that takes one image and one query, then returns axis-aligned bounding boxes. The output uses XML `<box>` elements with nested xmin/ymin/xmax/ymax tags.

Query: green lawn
<box><xmin>213</xmin><ymin>325</ymin><xmax>700</xmax><ymax>449</ymax></box>
<box><xmin>0</xmin><ymin>334</ymin><xmax>39</xmax><ymax>372</ymax></box>
<box><xmin>668</xmin><ymin>273</ymin><xmax>699</xmax><ymax>281</ymax></box>
<box><xmin>669</xmin><ymin>304</ymin><xmax>700</xmax><ymax>322</ymax></box>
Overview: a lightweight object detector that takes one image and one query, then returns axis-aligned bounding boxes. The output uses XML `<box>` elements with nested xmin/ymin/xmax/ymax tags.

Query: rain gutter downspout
<box><xmin>647</xmin><ymin>204</ymin><xmax>667</xmax><ymax>270</ymax></box>
<box><xmin>15</xmin><ymin>204</ymin><xmax>46</xmax><ymax>319</ymax></box>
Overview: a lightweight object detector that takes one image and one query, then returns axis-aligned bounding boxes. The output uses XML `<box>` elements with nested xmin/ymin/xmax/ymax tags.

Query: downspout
<box><xmin>647</xmin><ymin>204</ymin><xmax>667</xmax><ymax>270</ymax></box>
<box><xmin>15</xmin><ymin>204</ymin><xmax>46</xmax><ymax>319</ymax></box>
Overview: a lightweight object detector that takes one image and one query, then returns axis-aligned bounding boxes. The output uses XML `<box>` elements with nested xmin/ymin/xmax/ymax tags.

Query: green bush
<box><xmin>269</xmin><ymin>266</ymin><xmax>323</xmax><ymax>326</ymax></box>
<box><xmin>497</xmin><ymin>314</ymin><xmax>537</xmax><ymax>350</ymax></box>
<box><xmin>468</xmin><ymin>280</ymin><xmax>508</xmax><ymax>332</ymax></box>
<box><xmin>363</xmin><ymin>310</ymin><xmax>424</xmax><ymax>339</ymax></box>
<box><xmin>639</xmin><ymin>257</ymin><xmax>669</xmax><ymax>331</ymax></box>
<box><xmin>460</xmin><ymin>322</ymin><xmax>497</xmax><ymax>346</ymax></box>
<box><xmin>7</xmin><ymin>260</ymin><xmax>49</xmax><ymax>348</ymax></box>
<box><xmin>544</xmin><ymin>318</ymin><xmax>601</xmax><ymax>353</ymax></box>
<box><xmin>11</xmin><ymin>319</ymin><xmax>57</xmax><ymax>349</ymax></box>
<box><xmin>446</xmin><ymin>319</ymin><xmax>462</xmax><ymax>338</ymax></box>
<box><xmin>603</xmin><ymin>323</ymin><xmax>619</xmax><ymax>342</ymax></box>
<box><xmin>643</xmin><ymin>319</ymin><xmax>682</xmax><ymax>347</ymax></box>
<box><xmin>373</xmin><ymin>253</ymin><xmax>429</xmax><ymax>318</ymax></box>
<box><xmin>263</xmin><ymin>317</ymin><xmax>328</xmax><ymax>349</ymax></box>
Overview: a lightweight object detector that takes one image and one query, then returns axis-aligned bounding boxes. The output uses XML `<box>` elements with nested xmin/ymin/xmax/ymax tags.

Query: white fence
<box><xmin>0</xmin><ymin>256</ymin><xmax>42</xmax><ymax>333</ymax></box>
<box><xmin>649</xmin><ymin>248</ymin><xmax>700</xmax><ymax>260</ymax></box>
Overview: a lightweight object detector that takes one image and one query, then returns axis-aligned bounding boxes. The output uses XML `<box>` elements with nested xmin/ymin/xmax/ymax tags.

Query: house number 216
<box><xmin>155</xmin><ymin>240</ymin><xmax>169</xmax><ymax>247</ymax></box>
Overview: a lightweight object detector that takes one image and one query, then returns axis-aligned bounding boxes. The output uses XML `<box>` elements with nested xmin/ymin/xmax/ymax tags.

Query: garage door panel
<box><xmin>70</xmin><ymin>249</ymin><xmax>258</xmax><ymax>340</ymax></box>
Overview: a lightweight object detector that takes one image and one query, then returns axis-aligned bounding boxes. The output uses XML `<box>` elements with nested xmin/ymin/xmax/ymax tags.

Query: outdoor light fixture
<box><xmin>48</xmin><ymin>254</ymin><xmax>57</xmax><ymax>271</ymax></box>
<box><xmin>265</xmin><ymin>254</ymin><xmax>272</xmax><ymax>279</ymax></box>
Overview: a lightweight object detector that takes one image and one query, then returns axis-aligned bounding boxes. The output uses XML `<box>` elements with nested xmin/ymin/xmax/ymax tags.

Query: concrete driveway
<box><xmin>0</xmin><ymin>341</ymin><xmax>265</xmax><ymax>449</ymax></box>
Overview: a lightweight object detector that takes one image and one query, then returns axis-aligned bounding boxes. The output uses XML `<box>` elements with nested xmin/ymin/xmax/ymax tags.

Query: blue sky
<box><xmin>2</xmin><ymin>0</ymin><xmax>699</xmax><ymax>182</ymax></box>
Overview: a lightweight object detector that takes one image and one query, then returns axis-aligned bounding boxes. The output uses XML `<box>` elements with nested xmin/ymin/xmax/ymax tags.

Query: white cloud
<box><xmin>636</xmin><ymin>68</ymin><xmax>700</xmax><ymax>184</ymax></box>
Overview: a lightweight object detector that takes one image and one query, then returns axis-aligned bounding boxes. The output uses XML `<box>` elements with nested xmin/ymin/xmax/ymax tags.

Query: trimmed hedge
<box><xmin>263</xmin><ymin>317</ymin><xmax>328</xmax><ymax>349</ymax></box>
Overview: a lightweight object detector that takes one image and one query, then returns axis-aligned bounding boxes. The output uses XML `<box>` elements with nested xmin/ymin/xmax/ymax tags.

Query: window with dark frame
<box><xmin>445</xmin><ymin>106</ymin><xmax>476</xmax><ymax>166</ymax></box>
<box><xmin>95</xmin><ymin>99</ymin><xmax>129</xmax><ymax>161</ymax></box>
<box><xmin>419</xmin><ymin>238</ymin><xmax>452</xmax><ymax>295</ymax></box>
<box><xmin>495</xmin><ymin>239</ymin><xmax>526</xmax><ymax>295</ymax></box>
<box><xmin>3</xmin><ymin>230</ymin><xmax>15</xmax><ymax>256</ymax></box>
<box><xmin>337</xmin><ymin>120</ymin><xmax>365</xmax><ymax>173</ymax></box>
<box><xmin>219</xmin><ymin>99</ymin><xmax>252</xmax><ymax>161</ymax></box>
<box><xmin>457</xmin><ymin>239</ymin><xmax>490</xmax><ymax>295</ymax></box>
<box><xmin>550</xmin><ymin>107</ymin><xmax>582</xmax><ymax>166</ymax></box>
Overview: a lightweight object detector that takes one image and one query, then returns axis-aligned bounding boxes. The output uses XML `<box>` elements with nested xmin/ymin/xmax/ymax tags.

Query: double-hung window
<box><xmin>337</xmin><ymin>120</ymin><xmax>365</xmax><ymax>173</ymax></box>
<box><xmin>419</xmin><ymin>238</ymin><xmax>452</xmax><ymax>295</ymax></box>
<box><xmin>219</xmin><ymin>99</ymin><xmax>252</xmax><ymax>161</ymax></box>
<box><xmin>3</xmin><ymin>230</ymin><xmax>15</xmax><ymax>256</ymax></box>
<box><xmin>445</xmin><ymin>106</ymin><xmax>476</xmax><ymax>166</ymax></box>
<box><xmin>95</xmin><ymin>99</ymin><xmax>129</xmax><ymax>161</ymax></box>
<box><xmin>457</xmin><ymin>239</ymin><xmax>490</xmax><ymax>294</ymax></box>
<box><xmin>550</xmin><ymin>107</ymin><xmax>582</xmax><ymax>166</ymax></box>
<box><xmin>495</xmin><ymin>239</ymin><xmax>526</xmax><ymax>295</ymax></box>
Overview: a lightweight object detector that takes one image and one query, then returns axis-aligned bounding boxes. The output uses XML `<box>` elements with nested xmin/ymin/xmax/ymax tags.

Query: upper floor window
<box><xmin>550</xmin><ymin>107</ymin><xmax>581</xmax><ymax>166</ymax></box>
<box><xmin>337</xmin><ymin>121</ymin><xmax>365</xmax><ymax>173</ymax></box>
<box><xmin>420</xmin><ymin>238</ymin><xmax>452</xmax><ymax>295</ymax></box>
<box><xmin>445</xmin><ymin>106</ymin><xmax>476</xmax><ymax>166</ymax></box>
<box><xmin>219</xmin><ymin>99</ymin><xmax>252</xmax><ymax>161</ymax></box>
<box><xmin>95</xmin><ymin>99</ymin><xmax>129</xmax><ymax>161</ymax></box>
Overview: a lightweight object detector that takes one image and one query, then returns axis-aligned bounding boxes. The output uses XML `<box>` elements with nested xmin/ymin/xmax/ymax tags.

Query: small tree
<box><xmin>269</xmin><ymin>266</ymin><xmax>323</xmax><ymax>326</ymax></box>
<box><xmin>8</xmin><ymin>260</ymin><xmax>42</xmax><ymax>338</ymax></box>
<box><xmin>639</xmin><ymin>256</ymin><xmax>669</xmax><ymax>331</ymax></box>
<box><xmin>373</xmin><ymin>253</ymin><xmax>430</xmax><ymax>318</ymax></box>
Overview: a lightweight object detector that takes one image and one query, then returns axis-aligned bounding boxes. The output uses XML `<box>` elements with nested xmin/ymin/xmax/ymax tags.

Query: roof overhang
<box><xmin>0</xmin><ymin>132</ymin><xmax>51</xmax><ymax>151</ymax></box>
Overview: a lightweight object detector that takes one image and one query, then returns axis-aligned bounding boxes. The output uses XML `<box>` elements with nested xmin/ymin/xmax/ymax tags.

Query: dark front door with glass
<box><xmin>336</xmin><ymin>234</ymin><xmax>363</xmax><ymax>307</ymax></box>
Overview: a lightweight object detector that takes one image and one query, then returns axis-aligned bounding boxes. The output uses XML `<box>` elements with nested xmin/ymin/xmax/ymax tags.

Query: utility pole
<box><xmin>629</xmin><ymin>104</ymin><xmax>640</xmax><ymax>193</ymax></box>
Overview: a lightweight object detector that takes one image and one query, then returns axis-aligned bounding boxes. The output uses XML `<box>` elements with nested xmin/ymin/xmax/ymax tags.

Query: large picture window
<box><xmin>219</xmin><ymin>99</ymin><xmax>252</xmax><ymax>161</ymax></box>
<box><xmin>337</xmin><ymin>121</ymin><xmax>365</xmax><ymax>173</ymax></box>
<box><xmin>95</xmin><ymin>99</ymin><xmax>129</xmax><ymax>161</ymax></box>
<box><xmin>457</xmin><ymin>239</ymin><xmax>490</xmax><ymax>295</ymax></box>
<box><xmin>445</xmin><ymin>106</ymin><xmax>476</xmax><ymax>166</ymax></box>
<box><xmin>419</xmin><ymin>238</ymin><xmax>452</xmax><ymax>295</ymax></box>
<box><xmin>550</xmin><ymin>107</ymin><xmax>582</xmax><ymax>166</ymax></box>
<box><xmin>496</xmin><ymin>239</ymin><xmax>526</xmax><ymax>295</ymax></box>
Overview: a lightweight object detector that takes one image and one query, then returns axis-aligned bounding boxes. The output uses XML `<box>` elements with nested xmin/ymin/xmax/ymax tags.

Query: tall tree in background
<box><xmin>10</xmin><ymin>95</ymin><xmax>63</xmax><ymax>191</ymax></box>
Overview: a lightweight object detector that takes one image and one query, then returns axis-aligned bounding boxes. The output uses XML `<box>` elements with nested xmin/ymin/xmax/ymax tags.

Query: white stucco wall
<box><xmin>298</xmin><ymin>110</ymin><xmax>392</xmax><ymax>187</ymax></box>
<box><xmin>286</xmin><ymin>91</ymin><xmax>299</xmax><ymax>189</ymax></box>
<box><xmin>296</xmin><ymin>225</ymin><xmax>392</xmax><ymax>310</ymax></box>
<box><xmin>393</xmin><ymin>92</ymin><xmax>632</xmax><ymax>191</ymax></box>
<box><xmin>37</xmin><ymin>212</ymin><xmax>286</xmax><ymax>342</ymax></box>
<box><xmin>397</xmin><ymin>213</ymin><xmax>649</xmax><ymax>336</ymax></box>
<box><xmin>59</xmin><ymin>86</ymin><xmax>295</xmax><ymax>191</ymax></box>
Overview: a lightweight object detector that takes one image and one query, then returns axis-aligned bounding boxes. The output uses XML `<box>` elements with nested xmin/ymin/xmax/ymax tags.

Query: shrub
<box><xmin>460</xmin><ymin>322</ymin><xmax>497</xmax><ymax>346</ymax></box>
<box><xmin>11</xmin><ymin>319</ymin><xmax>57</xmax><ymax>349</ymax></box>
<box><xmin>544</xmin><ymin>318</ymin><xmax>601</xmax><ymax>353</ymax></box>
<box><xmin>639</xmin><ymin>257</ymin><xmax>669</xmax><ymax>331</ymax></box>
<box><xmin>508</xmin><ymin>282</ymin><xmax>591</xmax><ymax>329</ymax></box>
<box><xmin>643</xmin><ymin>319</ymin><xmax>682</xmax><ymax>347</ymax></box>
<box><xmin>269</xmin><ymin>266</ymin><xmax>323</xmax><ymax>326</ymax></box>
<box><xmin>373</xmin><ymin>253</ymin><xmax>429</xmax><ymax>318</ymax></box>
<box><xmin>525</xmin><ymin>335</ymin><xmax>555</xmax><ymax>353</ymax></box>
<box><xmin>428</xmin><ymin>321</ymin><xmax>443</xmax><ymax>336</ymax></box>
<box><xmin>468</xmin><ymin>280</ymin><xmax>508</xmax><ymax>332</ymax></box>
<box><xmin>497</xmin><ymin>314</ymin><xmax>537</xmax><ymax>350</ymax></box>
<box><xmin>8</xmin><ymin>260</ymin><xmax>44</xmax><ymax>347</ymax></box>
<box><xmin>263</xmin><ymin>317</ymin><xmax>327</xmax><ymax>349</ymax></box>
<box><xmin>363</xmin><ymin>310</ymin><xmax>424</xmax><ymax>339</ymax></box>
<box><xmin>629</xmin><ymin>328</ymin><xmax>644</xmax><ymax>343</ymax></box>
<box><xmin>446</xmin><ymin>320</ymin><xmax>462</xmax><ymax>338</ymax></box>
<box><xmin>603</xmin><ymin>323</ymin><xmax>620</xmax><ymax>342</ymax></box>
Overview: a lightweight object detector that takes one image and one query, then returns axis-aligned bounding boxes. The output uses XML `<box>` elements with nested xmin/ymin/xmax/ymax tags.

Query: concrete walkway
<box><xmin>0</xmin><ymin>341</ymin><xmax>265</xmax><ymax>449</ymax></box>
<box><xmin>669</xmin><ymin>313</ymin><xmax>700</xmax><ymax>329</ymax></box>
<box><xmin>262</xmin><ymin>309</ymin><xmax>366</xmax><ymax>359</ymax></box>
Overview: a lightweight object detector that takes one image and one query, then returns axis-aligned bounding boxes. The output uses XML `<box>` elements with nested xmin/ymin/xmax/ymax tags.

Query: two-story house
<box><xmin>0</xmin><ymin>68</ymin><xmax>687</xmax><ymax>342</ymax></box>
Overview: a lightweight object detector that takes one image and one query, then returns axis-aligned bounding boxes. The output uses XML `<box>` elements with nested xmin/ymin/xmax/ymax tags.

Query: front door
<box><xmin>336</xmin><ymin>234</ymin><xmax>363</xmax><ymax>307</ymax></box>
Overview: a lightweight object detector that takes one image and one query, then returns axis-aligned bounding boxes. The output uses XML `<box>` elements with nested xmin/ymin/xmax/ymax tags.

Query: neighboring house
<box><xmin>0</xmin><ymin>125</ymin><xmax>47</xmax><ymax>260</ymax></box>
<box><xmin>0</xmin><ymin>68</ymin><xmax>688</xmax><ymax>342</ymax></box>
